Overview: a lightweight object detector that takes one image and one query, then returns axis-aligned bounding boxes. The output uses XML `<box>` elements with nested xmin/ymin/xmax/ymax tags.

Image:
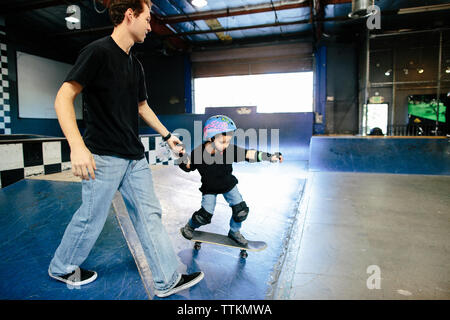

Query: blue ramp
<box><xmin>0</xmin><ymin>161</ymin><xmax>306</xmax><ymax>300</ymax></box>
<box><xmin>309</xmin><ymin>136</ymin><xmax>450</xmax><ymax>175</ymax></box>
<box><xmin>0</xmin><ymin>179</ymin><xmax>147</xmax><ymax>299</ymax></box>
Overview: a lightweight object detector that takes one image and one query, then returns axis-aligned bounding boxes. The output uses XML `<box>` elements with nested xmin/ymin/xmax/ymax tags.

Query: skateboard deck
<box><xmin>190</xmin><ymin>230</ymin><xmax>267</xmax><ymax>258</ymax></box>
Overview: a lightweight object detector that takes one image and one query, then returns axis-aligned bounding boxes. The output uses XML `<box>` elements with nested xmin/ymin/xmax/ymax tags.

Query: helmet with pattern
<box><xmin>203</xmin><ymin>115</ymin><xmax>237</xmax><ymax>140</ymax></box>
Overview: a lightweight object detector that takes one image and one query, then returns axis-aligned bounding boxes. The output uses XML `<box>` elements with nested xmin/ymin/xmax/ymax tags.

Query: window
<box><xmin>193</xmin><ymin>72</ymin><xmax>313</xmax><ymax>114</ymax></box>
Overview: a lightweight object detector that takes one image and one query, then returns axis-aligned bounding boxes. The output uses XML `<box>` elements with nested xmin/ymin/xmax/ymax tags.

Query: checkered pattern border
<box><xmin>0</xmin><ymin>139</ymin><xmax>70</xmax><ymax>189</ymax></box>
<box><xmin>142</xmin><ymin>135</ymin><xmax>177</xmax><ymax>166</ymax></box>
<box><xmin>0</xmin><ymin>135</ymin><xmax>176</xmax><ymax>188</ymax></box>
<box><xmin>0</xmin><ymin>26</ymin><xmax>10</xmax><ymax>135</ymax></box>
<box><xmin>0</xmin><ymin>29</ymin><xmax>11</xmax><ymax>134</ymax></box>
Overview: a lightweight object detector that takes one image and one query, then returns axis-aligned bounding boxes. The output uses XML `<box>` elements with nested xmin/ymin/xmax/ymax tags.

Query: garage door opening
<box><xmin>193</xmin><ymin>72</ymin><xmax>313</xmax><ymax>114</ymax></box>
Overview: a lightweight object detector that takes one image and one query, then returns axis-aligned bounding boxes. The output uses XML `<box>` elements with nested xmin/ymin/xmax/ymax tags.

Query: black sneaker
<box><xmin>180</xmin><ymin>223</ymin><xmax>195</xmax><ymax>240</ymax></box>
<box><xmin>155</xmin><ymin>272</ymin><xmax>204</xmax><ymax>298</ymax></box>
<box><xmin>48</xmin><ymin>267</ymin><xmax>97</xmax><ymax>286</ymax></box>
<box><xmin>228</xmin><ymin>230</ymin><xmax>249</xmax><ymax>247</ymax></box>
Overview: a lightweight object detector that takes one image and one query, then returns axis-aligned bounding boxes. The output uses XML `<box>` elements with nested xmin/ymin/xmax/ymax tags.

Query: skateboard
<box><xmin>190</xmin><ymin>230</ymin><xmax>267</xmax><ymax>259</ymax></box>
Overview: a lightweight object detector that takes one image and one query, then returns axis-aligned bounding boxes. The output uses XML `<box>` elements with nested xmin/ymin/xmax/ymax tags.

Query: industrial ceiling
<box><xmin>1</xmin><ymin>0</ymin><xmax>450</xmax><ymax>59</ymax></box>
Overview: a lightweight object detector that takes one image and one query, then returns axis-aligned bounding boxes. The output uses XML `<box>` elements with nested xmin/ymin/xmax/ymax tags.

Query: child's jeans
<box><xmin>189</xmin><ymin>185</ymin><xmax>244</xmax><ymax>232</ymax></box>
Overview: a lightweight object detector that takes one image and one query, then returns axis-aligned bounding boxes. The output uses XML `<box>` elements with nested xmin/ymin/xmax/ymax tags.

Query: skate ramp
<box><xmin>0</xmin><ymin>161</ymin><xmax>306</xmax><ymax>299</ymax></box>
<box><xmin>309</xmin><ymin>136</ymin><xmax>449</xmax><ymax>175</ymax></box>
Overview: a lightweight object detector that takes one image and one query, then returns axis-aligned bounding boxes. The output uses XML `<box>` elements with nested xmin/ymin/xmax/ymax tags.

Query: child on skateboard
<box><xmin>178</xmin><ymin>115</ymin><xmax>283</xmax><ymax>246</ymax></box>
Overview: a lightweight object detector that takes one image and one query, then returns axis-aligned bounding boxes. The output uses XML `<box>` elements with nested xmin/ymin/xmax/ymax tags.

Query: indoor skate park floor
<box><xmin>1</xmin><ymin>161</ymin><xmax>449</xmax><ymax>300</ymax></box>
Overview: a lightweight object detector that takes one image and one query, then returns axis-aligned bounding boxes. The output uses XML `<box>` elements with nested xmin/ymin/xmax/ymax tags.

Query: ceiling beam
<box><xmin>158</xmin><ymin>0</ymin><xmax>311</xmax><ymax>24</ymax></box>
<box><xmin>0</xmin><ymin>0</ymin><xmax>85</xmax><ymax>14</ymax></box>
<box><xmin>161</xmin><ymin>15</ymin><xmax>348</xmax><ymax>38</ymax></box>
<box><xmin>149</xmin><ymin>14</ymin><xmax>189</xmax><ymax>51</ymax></box>
<box><xmin>0</xmin><ymin>0</ymin><xmax>351</xmax><ymax>16</ymax></box>
<box><xmin>157</xmin><ymin>0</ymin><xmax>353</xmax><ymax>25</ymax></box>
<box><xmin>163</xmin><ymin>20</ymin><xmax>310</xmax><ymax>37</ymax></box>
<box><xmin>161</xmin><ymin>3</ymin><xmax>446</xmax><ymax>40</ymax></box>
<box><xmin>397</xmin><ymin>3</ymin><xmax>450</xmax><ymax>14</ymax></box>
<box><xmin>313</xmin><ymin>0</ymin><xmax>325</xmax><ymax>43</ymax></box>
<box><xmin>323</xmin><ymin>0</ymin><xmax>351</xmax><ymax>4</ymax></box>
<box><xmin>52</xmin><ymin>25</ymin><xmax>112</xmax><ymax>37</ymax></box>
<box><xmin>51</xmin><ymin>13</ymin><xmax>189</xmax><ymax>51</ymax></box>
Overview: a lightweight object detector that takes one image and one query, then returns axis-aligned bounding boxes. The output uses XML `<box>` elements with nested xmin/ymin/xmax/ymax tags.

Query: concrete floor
<box><xmin>2</xmin><ymin>162</ymin><xmax>449</xmax><ymax>299</ymax></box>
<box><xmin>274</xmin><ymin>172</ymin><xmax>450</xmax><ymax>300</ymax></box>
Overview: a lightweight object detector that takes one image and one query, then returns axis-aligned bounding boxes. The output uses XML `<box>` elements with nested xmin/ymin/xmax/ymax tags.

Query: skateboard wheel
<box><xmin>240</xmin><ymin>250</ymin><xmax>248</xmax><ymax>259</ymax></box>
<box><xmin>194</xmin><ymin>242</ymin><xmax>201</xmax><ymax>250</ymax></box>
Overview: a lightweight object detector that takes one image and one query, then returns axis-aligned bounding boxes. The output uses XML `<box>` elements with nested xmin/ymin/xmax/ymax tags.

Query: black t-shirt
<box><xmin>65</xmin><ymin>36</ymin><xmax>147</xmax><ymax>160</ymax></box>
<box><xmin>179</xmin><ymin>143</ymin><xmax>248</xmax><ymax>195</ymax></box>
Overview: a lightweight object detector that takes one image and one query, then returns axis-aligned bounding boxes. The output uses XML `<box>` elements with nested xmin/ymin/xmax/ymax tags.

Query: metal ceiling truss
<box><xmin>0</xmin><ymin>0</ymin><xmax>85</xmax><ymax>14</ymax></box>
<box><xmin>154</xmin><ymin>0</ymin><xmax>346</xmax><ymax>44</ymax></box>
<box><xmin>3</xmin><ymin>0</ymin><xmax>450</xmax><ymax>52</ymax></box>
<box><xmin>158</xmin><ymin>0</ymin><xmax>311</xmax><ymax>24</ymax></box>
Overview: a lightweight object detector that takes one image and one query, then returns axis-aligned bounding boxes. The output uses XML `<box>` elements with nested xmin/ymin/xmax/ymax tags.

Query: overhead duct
<box><xmin>348</xmin><ymin>0</ymin><xmax>374</xmax><ymax>18</ymax></box>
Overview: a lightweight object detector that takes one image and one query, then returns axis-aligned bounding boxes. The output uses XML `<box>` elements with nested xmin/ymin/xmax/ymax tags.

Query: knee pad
<box><xmin>192</xmin><ymin>207</ymin><xmax>213</xmax><ymax>226</ymax></box>
<box><xmin>231</xmin><ymin>201</ymin><xmax>249</xmax><ymax>223</ymax></box>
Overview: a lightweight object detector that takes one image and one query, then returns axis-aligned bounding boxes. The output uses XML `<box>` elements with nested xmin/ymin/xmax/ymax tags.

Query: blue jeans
<box><xmin>48</xmin><ymin>154</ymin><xmax>180</xmax><ymax>291</ymax></box>
<box><xmin>189</xmin><ymin>185</ymin><xmax>244</xmax><ymax>232</ymax></box>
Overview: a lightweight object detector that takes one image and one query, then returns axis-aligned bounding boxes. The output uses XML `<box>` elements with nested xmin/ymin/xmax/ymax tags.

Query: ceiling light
<box><xmin>348</xmin><ymin>0</ymin><xmax>375</xmax><ymax>19</ymax></box>
<box><xmin>417</xmin><ymin>68</ymin><xmax>424</xmax><ymax>74</ymax></box>
<box><xmin>192</xmin><ymin>0</ymin><xmax>207</xmax><ymax>8</ymax></box>
<box><xmin>385</xmin><ymin>69</ymin><xmax>392</xmax><ymax>76</ymax></box>
<box><xmin>446</xmin><ymin>67</ymin><xmax>450</xmax><ymax>74</ymax></box>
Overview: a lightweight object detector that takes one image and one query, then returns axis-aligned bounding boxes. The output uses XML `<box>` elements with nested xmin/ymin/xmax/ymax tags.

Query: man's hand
<box><xmin>71</xmin><ymin>145</ymin><xmax>97</xmax><ymax>180</ymax></box>
<box><xmin>166</xmin><ymin>135</ymin><xmax>185</xmax><ymax>157</ymax></box>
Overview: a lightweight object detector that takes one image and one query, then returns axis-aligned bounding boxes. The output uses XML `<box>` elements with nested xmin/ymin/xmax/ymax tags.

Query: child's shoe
<box><xmin>228</xmin><ymin>230</ymin><xmax>248</xmax><ymax>246</ymax></box>
<box><xmin>180</xmin><ymin>223</ymin><xmax>195</xmax><ymax>240</ymax></box>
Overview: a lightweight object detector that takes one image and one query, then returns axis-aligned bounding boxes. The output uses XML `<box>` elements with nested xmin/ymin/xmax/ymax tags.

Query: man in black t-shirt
<box><xmin>48</xmin><ymin>0</ymin><xmax>203</xmax><ymax>298</ymax></box>
<box><xmin>178</xmin><ymin>115</ymin><xmax>283</xmax><ymax>246</ymax></box>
